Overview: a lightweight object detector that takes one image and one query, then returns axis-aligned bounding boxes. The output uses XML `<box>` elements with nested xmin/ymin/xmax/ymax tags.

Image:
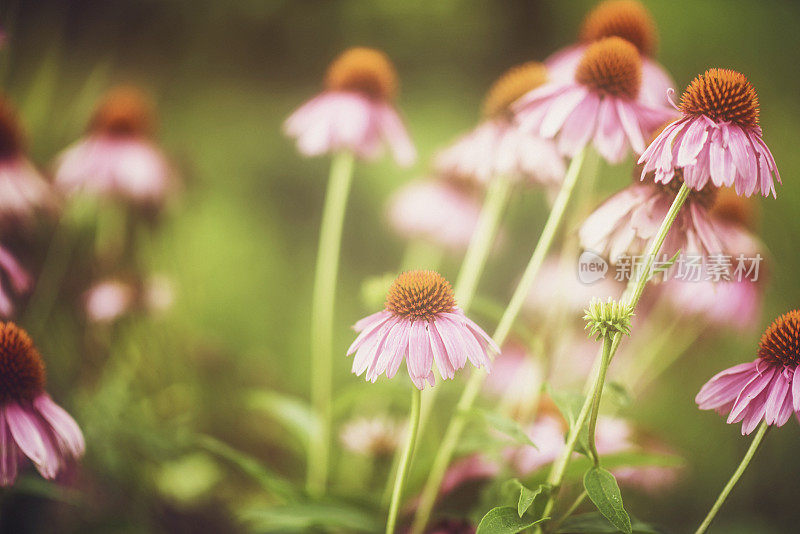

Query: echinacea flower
<box><xmin>0</xmin><ymin>244</ymin><xmax>31</xmax><ymax>318</ymax></box>
<box><xmin>0</xmin><ymin>95</ymin><xmax>55</xmax><ymax>229</ymax></box>
<box><xmin>435</xmin><ymin>62</ymin><xmax>565</xmax><ymax>186</ymax></box>
<box><xmin>339</xmin><ymin>416</ymin><xmax>405</xmax><ymax>457</ymax></box>
<box><xmin>387</xmin><ymin>177</ymin><xmax>483</xmax><ymax>252</ymax></box>
<box><xmin>0</xmin><ymin>322</ymin><xmax>85</xmax><ymax>485</ymax></box>
<box><xmin>579</xmin><ymin>174</ymin><xmax>725</xmax><ymax>262</ymax></box>
<box><xmin>515</xmin><ymin>36</ymin><xmax>675</xmax><ymax>163</ymax></box>
<box><xmin>546</xmin><ymin>0</ymin><xmax>674</xmax><ymax>108</ymax></box>
<box><xmin>639</xmin><ymin>69</ymin><xmax>780</xmax><ymax>197</ymax></box>
<box><xmin>696</xmin><ymin>310</ymin><xmax>800</xmax><ymax>435</ymax></box>
<box><xmin>54</xmin><ymin>86</ymin><xmax>172</xmax><ymax>208</ymax></box>
<box><xmin>347</xmin><ymin>270</ymin><xmax>498</xmax><ymax>389</ymax></box>
<box><xmin>283</xmin><ymin>47</ymin><xmax>415</xmax><ymax>166</ymax></box>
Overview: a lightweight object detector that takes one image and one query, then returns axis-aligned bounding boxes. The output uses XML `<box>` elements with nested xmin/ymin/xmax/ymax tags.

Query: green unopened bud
<box><xmin>583</xmin><ymin>297</ymin><xmax>634</xmax><ymax>340</ymax></box>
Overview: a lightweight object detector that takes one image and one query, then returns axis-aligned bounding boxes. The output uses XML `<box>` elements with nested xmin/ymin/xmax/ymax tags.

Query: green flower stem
<box><xmin>587</xmin><ymin>335</ymin><xmax>613</xmax><ymax>466</ymax></box>
<box><xmin>453</xmin><ymin>174</ymin><xmax>513</xmax><ymax>310</ymax></box>
<box><xmin>695</xmin><ymin>421</ymin><xmax>770</xmax><ymax>534</ymax></box>
<box><xmin>552</xmin><ymin>490</ymin><xmax>588</xmax><ymax>531</ymax></box>
<box><xmin>386</xmin><ymin>388</ymin><xmax>422</xmax><ymax>534</ymax></box>
<box><xmin>307</xmin><ymin>151</ymin><xmax>355</xmax><ymax>496</ymax></box>
<box><xmin>538</xmin><ymin>182</ymin><xmax>691</xmax><ymax>524</ymax></box>
<box><xmin>410</xmin><ymin>147</ymin><xmax>588</xmax><ymax>534</ymax></box>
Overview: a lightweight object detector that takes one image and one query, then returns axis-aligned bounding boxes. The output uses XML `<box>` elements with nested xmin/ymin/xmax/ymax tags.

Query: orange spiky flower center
<box><xmin>758</xmin><ymin>310</ymin><xmax>800</xmax><ymax>367</ymax></box>
<box><xmin>679</xmin><ymin>69</ymin><xmax>759</xmax><ymax>128</ymax></box>
<box><xmin>325</xmin><ymin>47</ymin><xmax>398</xmax><ymax>101</ymax></box>
<box><xmin>0</xmin><ymin>96</ymin><xmax>24</xmax><ymax>160</ymax></box>
<box><xmin>483</xmin><ymin>62</ymin><xmax>548</xmax><ymax>118</ymax></box>
<box><xmin>580</xmin><ymin>0</ymin><xmax>657</xmax><ymax>57</ymax></box>
<box><xmin>91</xmin><ymin>86</ymin><xmax>155</xmax><ymax>138</ymax></box>
<box><xmin>0</xmin><ymin>322</ymin><xmax>46</xmax><ymax>403</ymax></box>
<box><xmin>385</xmin><ymin>270</ymin><xmax>457</xmax><ymax>321</ymax></box>
<box><xmin>575</xmin><ymin>36</ymin><xmax>641</xmax><ymax>99</ymax></box>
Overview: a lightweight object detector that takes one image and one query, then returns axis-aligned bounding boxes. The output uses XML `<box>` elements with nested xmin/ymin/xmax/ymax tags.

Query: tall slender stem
<box><xmin>410</xmin><ymin>147</ymin><xmax>588</xmax><ymax>534</ymax></box>
<box><xmin>454</xmin><ymin>175</ymin><xmax>513</xmax><ymax>310</ymax></box>
<box><xmin>587</xmin><ymin>335</ymin><xmax>613</xmax><ymax>466</ymax></box>
<box><xmin>307</xmin><ymin>151</ymin><xmax>355</xmax><ymax>496</ymax></box>
<box><xmin>695</xmin><ymin>421</ymin><xmax>769</xmax><ymax>534</ymax></box>
<box><xmin>386</xmin><ymin>388</ymin><xmax>422</xmax><ymax>534</ymax></box>
<box><xmin>538</xmin><ymin>183</ymin><xmax>691</xmax><ymax>522</ymax></box>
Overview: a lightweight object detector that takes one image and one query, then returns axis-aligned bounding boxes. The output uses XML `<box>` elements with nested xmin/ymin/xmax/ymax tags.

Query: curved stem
<box><xmin>695</xmin><ymin>421</ymin><xmax>769</xmax><ymax>534</ymax></box>
<box><xmin>307</xmin><ymin>151</ymin><xmax>355</xmax><ymax>496</ymax></box>
<box><xmin>410</xmin><ymin>147</ymin><xmax>588</xmax><ymax>534</ymax></box>
<box><xmin>538</xmin><ymin>182</ymin><xmax>691</xmax><ymax>523</ymax></box>
<box><xmin>587</xmin><ymin>335</ymin><xmax>613</xmax><ymax>466</ymax></box>
<box><xmin>386</xmin><ymin>388</ymin><xmax>422</xmax><ymax>534</ymax></box>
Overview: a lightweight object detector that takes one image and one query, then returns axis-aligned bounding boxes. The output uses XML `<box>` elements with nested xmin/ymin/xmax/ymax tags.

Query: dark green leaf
<box><xmin>241</xmin><ymin>503</ymin><xmax>381</xmax><ymax>533</ymax></box>
<box><xmin>505</xmin><ymin>479</ymin><xmax>550</xmax><ymax>517</ymax></box>
<box><xmin>476</xmin><ymin>506</ymin><xmax>549</xmax><ymax>534</ymax></box>
<box><xmin>466</xmin><ymin>408</ymin><xmax>537</xmax><ymax>448</ymax></box>
<box><xmin>555</xmin><ymin>512</ymin><xmax>661</xmax><ymax>533</ymax></box>
<box><xmin>583</xmin><ymin>468</ymin><xmax>632</xmax><ymax>534</ymax></box>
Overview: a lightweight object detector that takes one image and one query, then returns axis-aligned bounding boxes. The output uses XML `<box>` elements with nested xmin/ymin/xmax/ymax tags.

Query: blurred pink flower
<box><xmin>484</xmin><ymin>343</ymin><xmax>543</xmax><ymax>418</ymax></box>
<box><xmin>54</xmin><ymin>86</ymin><xmax>172</xmax><ymax>207</ymax></box>
<box><xmin>545</xmin><ymin>0</ymin><xmax>673</xmax><ymax>108</ymax></box>
<box><xmin>639</xmin><ymin>69</ymin><xmax>779</xmax><ymax>197</ymax></box>
<box><xmin>347</xmin><ymin>271</ymin><xmax>497</xmax><ymax>390</ymax></box>
<box><xmin>0</xmin><ymin>245</ymin><xmax>31</xmax><ymax>318</ymax></box>
<box><xmin>579</xmin><ymin>180</ymin><xmax>725</xmax><ymax>262</ymax></box>
<box><xmin>387</xmin><ymin>178</ymin><xmax>482</xmax><ymax>253</ymax></box>
<box><xmin>283</xmin><ymin>47</ymin><xmax>415</xmax><ymax>166</ymax></box>
<box><xmin>696</xmin><ymin>310</ymin><xmax>800</xmax><ymax>435</ymax></box>
<box><xmin>0</xmin><ymin>322</ymin><xmax>85</xmax><ymax>486</ymax></box>
<box><xmin>515</xmin><ymin>37</ymin><xmax>675</xmax><ymax>164</ymax></box>
<box><xmin>0</xmin><ymin>96</ymin><xmax>55</xmax><ymax>229</ymax></box>
<box><xmin>339</xmin><ymin>416</ymin><xmax>405</xmax><ymax>457</ymax></box>
<box><xmin>84</xmin><ymin>279</ymin><xmax>136</xmax><ymax>324</ymax></box>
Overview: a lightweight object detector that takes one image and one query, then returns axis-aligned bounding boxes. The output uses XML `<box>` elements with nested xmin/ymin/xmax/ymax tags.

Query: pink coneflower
<box><xmin>436</xmin><ymin>62</ymin><xmax>565</xmax><ymax>186</ymax></box>
<box><xmin>0</xmin><ymin>96</ymin><xmax>55</xmax><ymax>229</ymax></box>
<box><xmin>579</xmin><ymin>175</ymin><xmax>724</xmax><ymax>262</ymax></box>
<box><xmin>639</xmin><ymin>69</ymin><xmax>780</xmax><ymax>197</ymax></box>
<box><xmin>387</xmin><ymin>177</ymin><xmax>483</xmax><ymax>253</ymax></box>
<box><xmin>696</xmin><ymin>310</ymin><xmax>800</xmax><ymax>435</ymax></box>
<box><xmin>339</xmin><ymin>416</ymin><xmax>405</xmax><ymax>457</ymax></box>
<box><xmin>54</xmin><ymin>86</ymin><xmax>172</xmax><ymax>208</ymax></box>
<box><xmin>515</xmin><ymin>37</ymin><xmax>675</xmax><ymax>163</ymax></box>
<box><xmin>347</xmin><ymin>270</ymin><xmax>498</xmax><ymax>390</ymax></box>
<box><xmin>0</xmin><ymin>244</ymin><xmax>31</xmax><ymax>318</ymax></box>
<box><xmin>0</xmin><ymin>322</ymin><xmax>85</xmax><ymax>485</ymax></box>
<box><xmin>546</xmin><ymin>0</ymin><xmax>674</xmax><ymax>108</ymax></box>
<box><xmin>284</xmin><ymin>47</ymin><xmax>415</xmax><ymax>166</ymax></box>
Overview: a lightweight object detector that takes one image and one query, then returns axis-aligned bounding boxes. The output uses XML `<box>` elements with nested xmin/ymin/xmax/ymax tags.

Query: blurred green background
<box><xmin>2</xmin><ymin>0</ymin><xmax>800</xmax><ymax>532</ymax></box>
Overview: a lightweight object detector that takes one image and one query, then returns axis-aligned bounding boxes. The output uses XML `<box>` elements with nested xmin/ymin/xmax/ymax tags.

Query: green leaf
<box><xmin>555</xmin><ymin>512</ymin><xmax>661</xmax><ymax>533</ymax></box>
<box><xmin>247</xmin><ymin>390</ymin><xmax>321</xmax><ymax>451</ymax></box>
<box><xmin>519</xmin><ymin>483</ymin><xmax>549</xmax><ymax>517</ymax></box>
<box><xmin>466</xmin><ymin>408</ymin><xmax>537</xmax><ymax>449</ymax></box>
<box><xmin>196</xmin><ymin>434</ymin><xmax>296</xmax><ymax>500</ymax></box>
<box><xmin>241</xmin><ymin>503</ymin><xmax>381</xmax><ymax>533</ymax></box>
<box><xmin>583</xmin><ymin>468</ymin><xmax>632</xmax><ymax>534</ymax></box>
<box><xmin>476</xmin><ymin>506</ymin><xmax>549</xmax><ymax>534</ymax></box>
<box><xmin>547</xmin><ymin>388</ymin><xmax>591</xmax><ymax>456</ymax></box>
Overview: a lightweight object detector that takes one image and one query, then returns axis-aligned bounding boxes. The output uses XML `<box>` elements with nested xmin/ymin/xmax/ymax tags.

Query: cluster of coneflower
<box><xmin>284</xmin><ymin>1</ymin><xmax>794</xmax><ymax>533</ymax></box>
<box><xmin>0</xmin><ymin>63</ymin><xmax>176</xmax><ymax>490</ymax></box>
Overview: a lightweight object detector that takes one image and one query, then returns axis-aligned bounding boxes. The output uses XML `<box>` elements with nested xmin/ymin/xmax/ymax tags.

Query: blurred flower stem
<box><xmin>538</xmin><ymin>183</ymin><xmax>691</xmax><ymax>526</ymax></box>
<box><xmin>307</xmin><ymin>151</ymin><xmax>355</xmax><ymax>496</ymax></box>
<box><xmin>694</xmin><ymin>421</ymin><xmax>769</xmax><ymax>534</ymax></box>
<box><xmin>586</xmin><ymin>334</ymin><xmax>613</xmax><ymax>466</ymax></box>
<box><xmin>411</xmin><ymin>147</ymin><xmax>588</xmax><ymax>534</ymax></box>
<box><xmin>386</xmin><ymin>388</ymin><xmax>421</xmax><ymax>534</ymax></box>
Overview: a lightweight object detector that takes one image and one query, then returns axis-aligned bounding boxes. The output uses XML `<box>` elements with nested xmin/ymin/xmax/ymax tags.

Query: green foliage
<box><xmin>465</xmin><ymin>408</ymin><xmax>538</xmax><ymax>449</ymax></box>
<box><xmin>555</xmin><ymin>512</ymin><xmax>661</xmax><ymax>534</ymax></box>
<box><xmin>476</xmin><ymin>506</ymin><xmax>549</xmax><ymax>534</ymax></box>
<box><xmin>583</xmin><ymin>467</ymin><xmax>632</xmax><ymax>534</ymax></box>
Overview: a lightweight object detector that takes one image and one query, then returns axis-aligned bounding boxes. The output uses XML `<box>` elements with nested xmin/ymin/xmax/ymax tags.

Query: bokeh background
<box><xmin>2</xmin><ymin>0</ymin><xmax>800</xmax><ymax>532</ymax></box>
